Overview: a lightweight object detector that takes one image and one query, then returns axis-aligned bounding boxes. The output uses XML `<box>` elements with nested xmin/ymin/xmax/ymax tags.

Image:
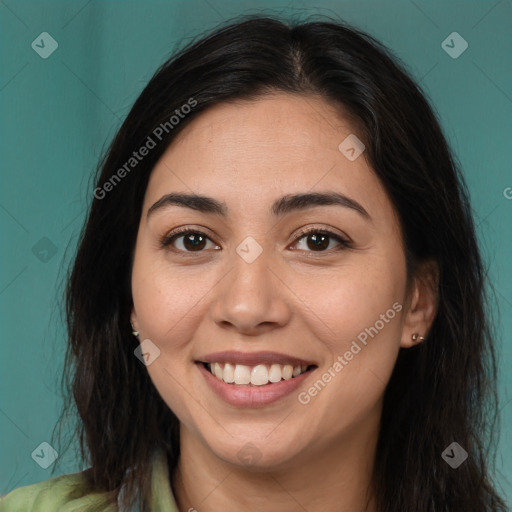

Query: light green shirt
<box><xmin>0</xmin><ymin>450</ymin><xmax>179</xmax><ymax>511</ymax></box>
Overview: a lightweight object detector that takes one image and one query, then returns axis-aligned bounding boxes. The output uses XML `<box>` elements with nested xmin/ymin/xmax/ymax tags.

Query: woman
<box><xmin>1</xmin><ymin>15</ymin><xmax>507</xmax><ymax>512</ymax></box>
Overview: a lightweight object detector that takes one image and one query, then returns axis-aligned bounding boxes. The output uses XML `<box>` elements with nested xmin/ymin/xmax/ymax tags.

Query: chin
<box><xmin>207</xmin><ymin>435</ymin><xmax>303</xmax><ymax>471</ymax></box>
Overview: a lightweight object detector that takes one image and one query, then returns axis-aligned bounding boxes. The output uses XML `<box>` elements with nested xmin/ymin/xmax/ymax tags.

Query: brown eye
<box><xmin>293</xmin><ymin>229</ymin><xmax>351</xmax><ymax>253</ymax></box>
<box><xmin>161</xmin><ymin>229</ymin><xmax>220</xmax><ymax>252</ymax></box>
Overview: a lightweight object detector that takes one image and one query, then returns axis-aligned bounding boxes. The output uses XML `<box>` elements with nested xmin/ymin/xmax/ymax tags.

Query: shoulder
<box><xmin>0</xmin><ymin>470</ymin><xmax>117</xmax><ymax>512</ymax></box>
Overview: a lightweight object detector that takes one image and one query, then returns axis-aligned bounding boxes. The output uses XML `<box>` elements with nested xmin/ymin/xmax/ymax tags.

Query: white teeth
<box><xmin>282</xmin><ymin>365</ymin><xmax>293</xmax><ymax>380</ymax></box>
<box><xmin>213</xmin><ymin>362</ymin><xmax>223</xmax><ymax>380</ymax></box>
<box><xmin>234</xmin><ymin>364</ymin><xmax>251</xmax><ymax>385</ymax></box>
<box><xmin>223</xmin><ymin>363</ymin><xmax>235</xmax><ymax>383</ymax></box>
<box><xmin>206</xmin><ymin>362</ymin><xmax>310</xmax><ymax>385</ymax></box>
<box><xmin>268</xmin><ymin>364</ymin><xmax>282</xmax><ymax>383</ymax></box>
<box><xmin>251</xmin><ymin>365</ymin><xmax>269</xmax><ymax>386</ymax></box>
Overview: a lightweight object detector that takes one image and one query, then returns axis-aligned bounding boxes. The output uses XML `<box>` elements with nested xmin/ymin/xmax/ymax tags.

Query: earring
<box><xmin>131</xmin><ymin>322</ymin><xmax>139</xmax><ymax>338</ymax></box>
<box><xmin>411</xmin><ymin>333</ymin><xmax>425</xmax><ymax>342</ymax></box>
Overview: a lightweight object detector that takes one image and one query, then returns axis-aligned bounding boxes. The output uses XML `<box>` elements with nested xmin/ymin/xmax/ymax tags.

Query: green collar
<box><xmin>1</xmin><ymin>449</ymin><xmax>180</xmax><ymax>511</ymax></box>
<box><xmin>148</xmin><ymin>449</ymin><xmax>180</xmax><ymax>511</ymax></box>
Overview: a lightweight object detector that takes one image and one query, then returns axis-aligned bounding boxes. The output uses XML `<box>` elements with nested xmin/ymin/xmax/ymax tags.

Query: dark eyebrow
<box><xmin>147</xmin><ymin>191</ymin><xmax>371</xmax><ymax>221</ymax></box>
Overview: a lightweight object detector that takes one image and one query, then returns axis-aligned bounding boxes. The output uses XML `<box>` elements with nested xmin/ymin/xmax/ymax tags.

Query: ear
<box><xmin>400</xmin><ymin>260</ymin><xmax>439</xmax><ymax>348</ymax></box>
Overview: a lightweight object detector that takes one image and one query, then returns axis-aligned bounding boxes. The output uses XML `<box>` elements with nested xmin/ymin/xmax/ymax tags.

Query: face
<box><xmin>131</xmin><ymin>93</ymin><xmax>422</xmax><ymax>470</ymax></box>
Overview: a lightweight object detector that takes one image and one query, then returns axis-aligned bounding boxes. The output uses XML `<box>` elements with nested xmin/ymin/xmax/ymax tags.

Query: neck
<box><xmin>171</xmin><ymin>414</ymin><xmax>380</xmax><ymax>512</ymax></box>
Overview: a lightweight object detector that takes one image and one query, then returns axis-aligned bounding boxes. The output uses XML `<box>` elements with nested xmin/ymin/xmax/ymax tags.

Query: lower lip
<box><xmin>196</xmin><ymin>363</ymin><xmax>315</xmax><ymax>407</ymax></box>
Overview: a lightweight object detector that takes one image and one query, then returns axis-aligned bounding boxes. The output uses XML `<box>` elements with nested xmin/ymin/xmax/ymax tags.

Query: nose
<box><xmin>210</xmin><ymin>243</ymin><xmax>292</xmax><ymax>336</ymax></box>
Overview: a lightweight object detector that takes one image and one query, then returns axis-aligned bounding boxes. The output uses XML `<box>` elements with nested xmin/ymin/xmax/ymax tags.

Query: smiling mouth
<box><xmin>200</xmin><ymin>362</ymin><xmax>317</xmax><ymax>386</ymax></box>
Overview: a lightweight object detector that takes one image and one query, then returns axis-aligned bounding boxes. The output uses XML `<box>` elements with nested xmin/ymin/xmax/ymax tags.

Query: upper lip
<box><xmin>197</xmin><ymin>351</ymin><xmax>317</xmax><ymax>367</ymax></box>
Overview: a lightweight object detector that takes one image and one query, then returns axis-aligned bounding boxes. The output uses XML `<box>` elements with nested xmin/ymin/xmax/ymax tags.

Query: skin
<box><xmin>130</xmin><ymin>93</ymin><xmax>437</xmax><ymax>512</ymax></box>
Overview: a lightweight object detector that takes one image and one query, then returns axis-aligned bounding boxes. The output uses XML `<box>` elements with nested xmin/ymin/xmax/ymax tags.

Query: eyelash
<box><xmin>160</xmin><ymin>226</ymin><xmax>352</xmax><ymax>256</ymax></box>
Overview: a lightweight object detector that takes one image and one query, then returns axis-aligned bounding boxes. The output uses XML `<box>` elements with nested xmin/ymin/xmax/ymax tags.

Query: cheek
<box><xmin>295</xmin><ymin>270</ymin><xmax>403</xmax><ymax>431</ymax></box>
<box><xmin>292</xmin><ymin>250</ymin><xmax>405</xmax><ymax>406</ymax></box>
<box><xmin>131</xmin><ymin>250</ymin><xmax>211</xmax><ymax>343</ymax></box>
<box><xmin>131</xmin><ymin>252</ymin><xmax>210</xmax><ymax>423</ymax></box>
<box><xmin>295</xmin><ymin>255</ymin><xmax>405</xmax><ymax>348</ymax></box>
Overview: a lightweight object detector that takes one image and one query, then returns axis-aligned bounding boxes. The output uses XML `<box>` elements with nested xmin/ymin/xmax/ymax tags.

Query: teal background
<box><xmin>1</xmin><ymin>0</ymin><xmax>511</xmax><ymax>505</ymax></box>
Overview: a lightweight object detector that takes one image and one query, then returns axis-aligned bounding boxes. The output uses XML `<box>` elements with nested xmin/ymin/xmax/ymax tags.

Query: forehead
<box><xmin>143</xmin><ymin>93</ymin><xmax>393</xmax><ymax>223</ymax></box>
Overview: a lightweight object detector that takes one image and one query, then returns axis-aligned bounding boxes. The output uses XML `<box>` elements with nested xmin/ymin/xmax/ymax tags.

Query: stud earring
<box><xmin>131</xmin><ymin>322</ymin><xmax>139</xmax><ymax>338</ymax></box>
<box><xmin>411</xmin><ymin>333</ymin><xmax>425</xmax><ymax>342</ymax></box>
